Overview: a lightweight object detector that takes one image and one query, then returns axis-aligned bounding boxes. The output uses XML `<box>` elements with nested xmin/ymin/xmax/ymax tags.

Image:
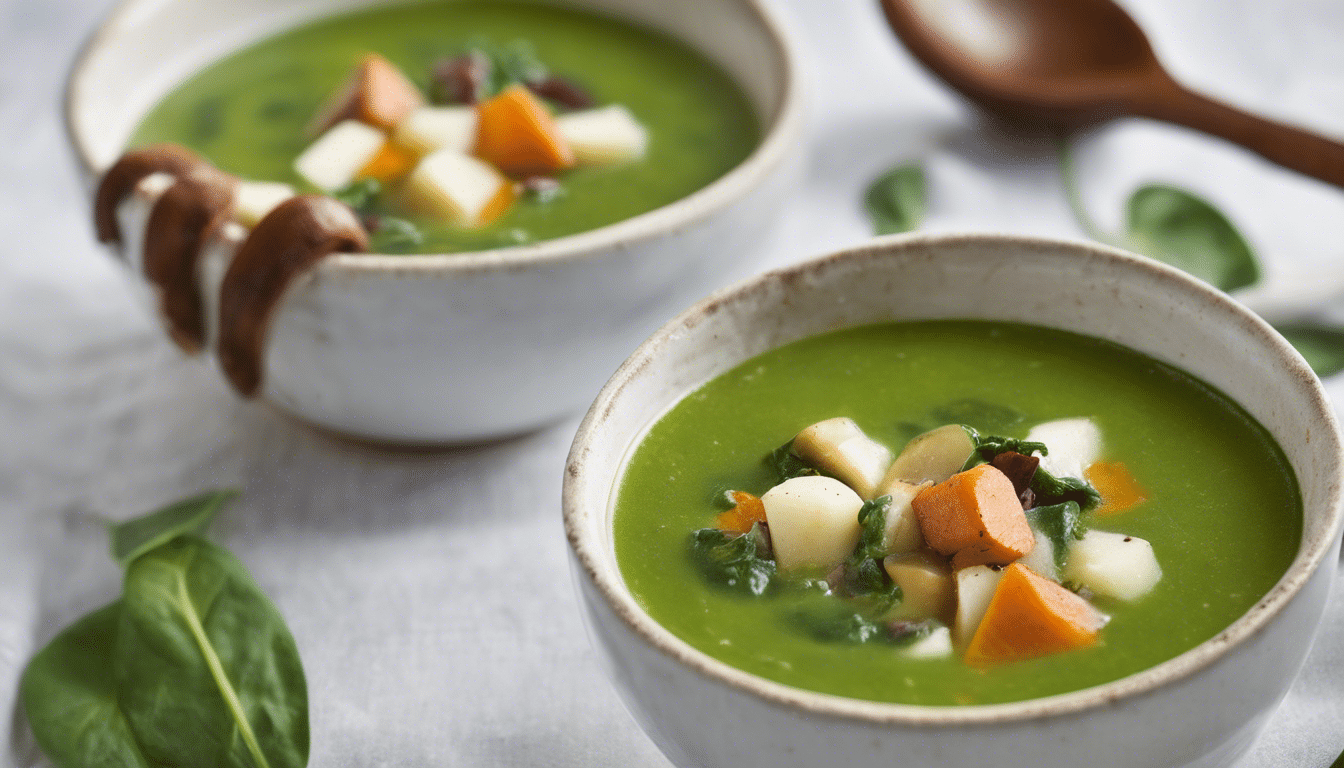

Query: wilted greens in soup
<box><xmin>612</xmin><ymin>321</ymin><xmax>1301</xmax><ymax>705</ymax></box>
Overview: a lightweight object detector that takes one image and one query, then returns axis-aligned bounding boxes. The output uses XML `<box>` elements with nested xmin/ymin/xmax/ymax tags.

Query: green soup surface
<box><xmin>613</xmin><ymin>321</ymin><xmax>1302</xmax><ymax>705</ymax></box>
<box><xmin>130</xmin><ymin>0</ymin><xmax>759</xmax><ymax>253</ymax></box>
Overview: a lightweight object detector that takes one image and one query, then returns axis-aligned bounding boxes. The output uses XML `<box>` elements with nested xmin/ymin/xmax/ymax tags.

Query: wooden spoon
<box><xmin>878</xmin><ymin>0</ymin><xmax>1344</xmax><ymax>187</ymax></box>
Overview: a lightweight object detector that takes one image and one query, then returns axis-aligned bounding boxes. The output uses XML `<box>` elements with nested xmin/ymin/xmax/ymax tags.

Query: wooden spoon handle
<box><xmin>1132</xmin><ymin>75</ymin><xmax>1344</xmax><ymax>188</ymax></box>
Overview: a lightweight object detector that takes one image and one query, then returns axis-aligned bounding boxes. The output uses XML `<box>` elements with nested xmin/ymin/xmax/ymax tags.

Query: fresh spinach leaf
<box><xmin>369</xmin><ymin>217</ymin><xmax>425</xmax><ymax>254</ymax></box>
<box><xmin>864</xmin><ymin>164</ymin><xmax>926</xmax><ymax>235</ymax></box>
<box><xmin>1273</xmin><ymin>322</ymin><xmax>1344</xmax><ymax>377</ymax></box>
<box><xmin>1025</xmin><ymin>501</ymin><xmax>1086</xmax><ymax>569</ymax></box>
<box><xmin>491</xmin><ymin>40</ymin><xmax>548</xmax><ymax>93</ymax></box>
<box><xmin>1031</xmin><ymin>471</ymin><xmax>1102</xmax><ymax>512</ymax></box>
<box><xmin>20</xmin><ymin>602</ymin><xmax>152</xmax><ymax>768</ymax></box>
<box><xmin>766</xmin><ymin>439</ymin><xmax>820</xmax><ymax>483</ymax></box>
<box><xmin>833</xmin><ymin>497</ymin><xmax>902</xmax><ymax>608</ymax></box>
<box><xmin>117</xmin><ymin>535</ymin><xmax>309</xmax><ymax>768</ymax></box>
<box><xmin>786</xmin><ymin>603</ymin><xmax>884</xmax><ymax>644</ymax></box>
<box><xmin>688</xmin><ymin>528</ymin><xmax>776</xmax><ymax>596</ymax></box>
<box><xmin>1126</xmin><ymin>184</ymin><xmax>1260</xmax><ymax>292</ymax></box>
<box><xmin>110</xmin><ymin>489</ymin><xmax>236</xmax><ymax>567</ymax></box>
<box><xmin>332</xmin><ymin>178</ymin><xmax>381</xmax><ymax>214</ymax></box>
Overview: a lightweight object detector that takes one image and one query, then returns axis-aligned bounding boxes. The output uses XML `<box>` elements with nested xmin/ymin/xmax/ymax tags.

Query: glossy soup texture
<box><xmin>130</xmin><ymin>0</ymin><xmax>759</xmax><ymax>253</ymax></box>
<box><xmin>612</xmin><ymin>321</ymin><xmax>1302</xmax><ymax>705</ymax></box>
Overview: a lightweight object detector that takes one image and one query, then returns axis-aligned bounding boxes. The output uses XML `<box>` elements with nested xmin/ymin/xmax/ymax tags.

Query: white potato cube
<box><xmin>233</xmin><ymin>181</ymin><xmax>295</xmax><ymax>228</ymax></box>
<box><xmin>881</xmin><ymin>424</ymin><xmax>976</xmax><ymax>488</ymax></box>
<box><xmin>792</xmin><ymin>418</ymin><xmax>893</xmax><ymax>499</ymax></box>
<box><xmin>393</xmin><ymin>106</ymin><xmax>478</xmax><ymax>157</ymax></box>
<box><xmin>903</xmin><ymin>625</ymin><xmax>953</xmax><ymax>659</ymax></box>
<box><xmin>1018</xmin><ymin>526</ymin><xmax>1059</xmax><ymax>581</ymax></box>
<box><xmin>953</xmin><ymin>565</ymin><xmax>1004</xmax><ymax>646</ymax></box>
<box><xmin>117</xmin><ymin>172</ymin><xmax>176</xmax><ymax>273</ymax></box>
<box><xmin>1064</xmin><ymin>530</ymin><xmax>1162</xmax><ymax>601</ymax></box>
<box><xmin>879</xmin><ymin>480</ymin><xmax>927</xmax><ymax>555</ymax></box>
<box><xmin>1027</xmin><ymin>417</ymin><xmax>1101</xmax><ymax>480</ymax></box>
<box><xmin>555</xmin><ymin>105</ymin><xmax>648</xmax><ymax>165</ymax></box>
<box><xmin>402</xmin><ymin>150</ymin><xmax>510</xmax><ymax>228</ymax></box>
<box><xmin>293</xmin><ymin>119</ymin><xmax>386</xmax><ymax>192</ymax></box>
<box><xmin>761</xmin><ymin>476</ymin><xmax>864</xmax><ymax>572</ymax></box>
<box><xmin>196</xmin><ymin>221</ymin><xmax>245</xmax><ymax>349</ymax></box>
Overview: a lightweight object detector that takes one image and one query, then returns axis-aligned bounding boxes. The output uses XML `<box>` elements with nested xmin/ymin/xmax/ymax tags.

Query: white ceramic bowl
<box><xmin>66</xmin><ymin>0</ymin><xmax>804</xmax><ymax>443</ymax></box>
<box><xmin>563</xmin><ymin>234</ymin><xmax>1344</xmax><ymax>768</ymax></box>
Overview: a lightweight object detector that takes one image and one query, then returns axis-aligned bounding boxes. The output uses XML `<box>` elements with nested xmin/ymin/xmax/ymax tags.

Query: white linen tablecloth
<box><xmin>1</xmin><ymin>0</ymin><xmax>1341</xmax><ymax>765</ymax></box>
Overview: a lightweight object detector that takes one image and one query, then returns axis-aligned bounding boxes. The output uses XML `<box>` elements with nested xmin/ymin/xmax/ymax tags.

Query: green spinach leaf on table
<box><xmin>117</xmin><ymin>536</ymin><xmax>309</xmax><ymax>768</ymax></box>
<box><xmin>1126</xmin><ymin>184</ymin><xmax>1260</xmax><ymax>292</ymax></box>
<box><xmin>1272</xmin><ymin>322</ymin><xmax>1344</xmax><ymax>377</ymax></box>
<box><xmin>110</xmin><ymin>488</ymin><xmax>236</xmax><ymax>567</ymax></box>
<box><xmin>19</xmin><ymin>603</ymin><xmax>152</xmax><ymax>768</ymax></box>
<box><xmin>864</xmin><ymin>164</ymin><xmax>926</xmax><ymax>235</ymax></box>
<box><xmin>21</xmin><ymin>495</ymin><xmax>309</xmax><ymax>768</ymax></box>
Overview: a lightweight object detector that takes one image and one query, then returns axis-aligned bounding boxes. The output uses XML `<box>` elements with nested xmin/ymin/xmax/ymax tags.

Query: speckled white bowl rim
<box><xmin>63</xmin><ymin>0</ymin><xmax>804</xmax><ymax>275</ymax></box>
<box><xmin>563</xmin><ymin>231</ymin><xmax>1344</xmax><ymax>727</ymax></box>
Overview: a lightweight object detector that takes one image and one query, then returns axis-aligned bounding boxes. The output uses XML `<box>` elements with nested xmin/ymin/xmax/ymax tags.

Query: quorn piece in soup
<box><xmin>612</xmin><ymin>321</ymin><xmax>1301</xmax><ymax>705</ymax></box>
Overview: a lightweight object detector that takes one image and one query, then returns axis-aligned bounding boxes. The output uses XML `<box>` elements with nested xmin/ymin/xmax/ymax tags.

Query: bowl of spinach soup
<box><xmin>66</xmin><ymin>0</ymin><xmax>802</xmax><ymax>443</ymax></box>
<box><xmin>562</xmin><ymin>234</ymin><xmax>1344</xmax><ymax>768</ymax></box>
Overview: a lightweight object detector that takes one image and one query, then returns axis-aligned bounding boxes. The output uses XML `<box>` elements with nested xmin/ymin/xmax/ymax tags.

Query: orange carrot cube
<box><xmin>473</xmin><ymin>84</ymin><xmax>576</xmax><ymax>176</ymax></box>
<box><xmin>309</xmin><ymin>53</ymin><xmax>425</xmax><ymax>135</ymax></box>
<box><xmin>357</xmin><ymin>141</ymin><xmax>419</xmax><ymax>184</ymax></box>
<box><xmin>911</xmin><ymin>464</ymin><xmax>1034</xmax><ymax>568</ymax></box>
<box><xmin>716</xmin><ymin>490</ymin><xmax>767</xmax><ymax>534</ymax></box>
<box><xmin>1085</xmin><ymin>460</ymin><xmax>1148</xmax><ymax>516</ymax></box>
<box><xmin>964</xmin><ymin>563</ymin><xmax>1107</xmax><ymax>665</ymax></box>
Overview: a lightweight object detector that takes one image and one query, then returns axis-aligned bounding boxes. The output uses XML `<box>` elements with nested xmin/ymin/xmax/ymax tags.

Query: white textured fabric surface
<box><xmin>1</xmin><ymin>0</ymin><xmax>1341</xmax><ymax>765</ymax></box>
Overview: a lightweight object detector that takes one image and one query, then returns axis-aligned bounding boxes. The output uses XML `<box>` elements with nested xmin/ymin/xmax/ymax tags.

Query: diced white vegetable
<box><xmin>116</xmin><ymin>172</ymin><xmax>176</xmax><ymax>273</ymax></box>
<box><xmin>401</xmin><ymin>149</ymin><xmax>510</xmax><ymax>228</ymax></box>
<box><xmin>293</xmin><ymin>119</ymin><xmax>386</xmax><ymax>192</ymax></box>
<box><xmin>881</xmin><ymin>424</ymin><xmax>975</xmax><ymax>488</ymax></box>
<box><xmin>879</xmin><ymin>480</ymin><xmax>927</xmax><ymax>555</ymax></box>
<box><xmin>1026</xmin><ymin>417</ymin><xmax>1101</xmax><ymax>480</ymax></box>
<box><xmin>555</xmin><ymin>105</ymin><xmax>648</xmax><ymax>165</ymax></box>
<box><xmin>903</xmin><ymin>625</ymin><xmax>953</xmax><ymax>659</ymax></box>
<box><xmin>196</xmin><ymin>221</ymin><xmax>246</xmax><ymax>350</ymax></box>
<box><xmin>1064</xmin><ymin>530</ymin><xmax>1162</xmax><ymax>601</ymax></box>
<box><xmin>883</xmin><ymin>549</ymin><xmax>953</xmax><ymax>621</ymax></box>
<box><xmin>792</xmin><ymin>418</ymin><xmax>893</xmax><ymax>499</ymax></box>
<box><xmin>233</xmin><ymin>181</ymin><xmax>295</xmax><ymax>228</ymax></box>
<box><xmin>393</xmin><ymin>106</ymin><xmax>478</xmax><ymax>157</ymax></box>
<box><xmin>953</xmin><ymin>565</ymin><xmax>1004</xmax><ymax>646</ymax></box>
<box><xmin>761</xmin><ymin>476</ymin><xmax>864</xmax><ymax>572</ymax></box>
<box><xmin>1018</xmin><ymin>526</ymin><xmax>1059</xmax><ymax>581</ymax></box>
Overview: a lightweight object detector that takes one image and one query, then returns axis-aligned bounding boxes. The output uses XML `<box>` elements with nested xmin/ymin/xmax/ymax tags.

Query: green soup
<box><xmin>130</xmin><ymin>0</ymin><xmax>759</xmax><ymax>253</ymax></box>
<box><xmin>613</xmin><ymin>321</ymin><xmax>1301</xmax><ymax>705</ymax></box>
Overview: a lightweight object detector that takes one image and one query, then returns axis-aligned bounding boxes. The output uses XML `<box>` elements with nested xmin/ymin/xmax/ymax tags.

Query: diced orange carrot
<box><xmin>715</xmin><ymin>490</ymin><xmax>767</xmax><ymax>534</ymax></box>
<box><xmin>912</xmin><ymin>464</ymin><xmax>1034</xmax><ymax>568</ymax></box>
<box><xmin>964</xmin><ymin>563</ymin><xmax>1107</xmax><ymax>665</ymax></box>
<box><xmin>357</xmin><ymin>141</ymin><xmax>419</xmax><ymax>183</ymax></box>
<box><xmin>1085</xmin><ymin>461</ymin><xmax>1148</xmax><ymax>516</ymax></box>
<box><xmin>309</xmin><ymin>53</ymin><xmax>425</xmax><ymax>134</ymax></box>
<box><xmin>472</xmin><ymin>84</ymin><xmax>575</xmax><ymax>176</ymax></box>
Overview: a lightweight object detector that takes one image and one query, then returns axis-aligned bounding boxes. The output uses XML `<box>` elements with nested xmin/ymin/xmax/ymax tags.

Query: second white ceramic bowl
<box><xmin>564</xmin><ymin>234</ymin><xmax>1344</xmax><ymax>768</ymax></box>
<box><xmin>66</xmin><ymin>0</ymin><xmax>805</xmax><ymax>443</ymax></box>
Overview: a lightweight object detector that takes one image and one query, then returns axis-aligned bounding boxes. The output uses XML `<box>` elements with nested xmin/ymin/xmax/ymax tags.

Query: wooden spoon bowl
<box><xmin>879</xmin><ymin>0</ymin><xmax>1344</xmax><ymax>187</ymax></box>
